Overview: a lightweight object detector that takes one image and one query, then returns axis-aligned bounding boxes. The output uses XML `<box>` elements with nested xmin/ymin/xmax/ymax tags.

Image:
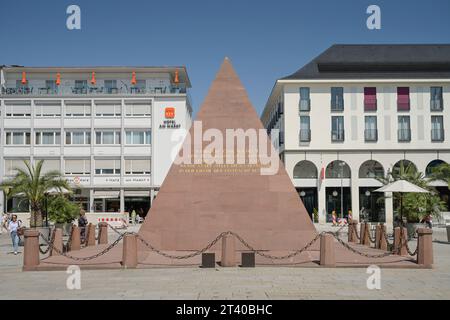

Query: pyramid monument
<box><xmin>139</xmin><ymin>58</ymin><xmax>317</xmax><ymax>251</ymax></box>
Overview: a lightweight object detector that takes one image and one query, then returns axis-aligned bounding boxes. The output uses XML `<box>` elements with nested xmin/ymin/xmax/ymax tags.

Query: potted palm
<box><xmin>377</xmin><ymin>161</ymin><xmax>447</xmax><ymax>237</ymax></box>
<box><xmin>0</xmin><ymin>160</ymin><xmax>71</xmax><ymax>237</ymax></box>
<box><xmin>48</xmin><ymin>195</ymin><xmax>80</xmax><ymax>236</ymax></box>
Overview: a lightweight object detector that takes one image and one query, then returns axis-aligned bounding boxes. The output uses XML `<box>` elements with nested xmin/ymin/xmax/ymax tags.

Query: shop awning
<box><xmin>93</xmin><ymin>191</ymin><xmax>120</xmax><ymax>199</ymax></box>
<box><xmin>124</xmin><ymin>190</ymin><xmax>150</xmax><ymax>197</ymax></box>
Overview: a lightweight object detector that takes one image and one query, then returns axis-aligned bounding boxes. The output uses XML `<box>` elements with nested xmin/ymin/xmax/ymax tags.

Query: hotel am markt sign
<box><xmin>159</xmin><ymin>107</ymin><xmax>181</xmax><ymax>129</ymax></box>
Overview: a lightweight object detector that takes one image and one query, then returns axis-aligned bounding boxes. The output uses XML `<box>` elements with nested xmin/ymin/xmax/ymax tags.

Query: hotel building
<box><xmin>262</xmin><ymin>45</ymin><xmax>450</xmax><ymax>228</ymax></box>
<box><xmin>0</xmin><ymin>66</ymin><xmax>192</xmax><ymax>221</ymax></box>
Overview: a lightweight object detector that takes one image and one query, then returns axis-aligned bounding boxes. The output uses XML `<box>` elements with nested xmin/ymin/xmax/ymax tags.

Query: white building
<box><xmin>0</xmin><ymin>66</ymin><xmax>192</xmax><ymax>221</ymax></box>
<box><xmin>262</xmin><ymin>45</ymin><xmax>450</xmax><ymax>228</ymax></box>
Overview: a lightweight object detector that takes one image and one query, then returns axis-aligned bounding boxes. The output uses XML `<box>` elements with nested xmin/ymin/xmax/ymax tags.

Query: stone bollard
<box><xmin>98</xmin><ymin>222</ymin><xmax>108</xmax><ymax>245</ymax></box>
<box><xmin>394</xmin><ymin>227</ymin><xmax>408</xmax><ymax>256</ymax></box>
<box><xmin>50</xmin><ymin>228</ymin><xmax>63</xmax><ymax>256</ymax></box>
<box><xmin>417</xmin><ymin>228</ymin><xmax>433</xmax><ymax>267</ymax></box>
<box><xmin>375</xmin><ymin>225</ymin><xmax>381</xmax><ymax>249</ymax></box>
<box><xmin>350</xmin><ymin>220</ymin><xmax>358</xmax><ymax>243</ymax></box>
<box><xmin>347</xmin><ymin>220</ymin><xmax>354</xmax><ymax>242</ymax></box>
<box><xmin>23</xmin><ymin>229</ymin><xmax>40</xmax><ymax>271</ymax></box>
<box><xmin>69</xmin><ymin>225</ymin><xmax>81</xmax><ymax>251</ymax></box>
<box><xmin>221</xmin><ymin>234</ymin><xmax>236</xmax><ymax>267</ymax></box>
<box><xmin>363</xmin><ymin>223</ymin><xmax>371</xmax><ymax>246</ymax></box>
<box><xmin>86</xmin><ymin>223</ymin><xmax>96</xmax><ymax>246</ymax></box>
<box><xmin>122</xmin><ymin>234</ymin><xmax>138</xmax><ymax>268</ymax></box>
<box><xmin>379</xmin><ymin>224</ymin><xmax>388</xmax><ymax>251</ymax></box>
<box><xmin>319</xmin><ymin>233</ymin><xmax>335</xmax><ymax>267</ymax></box>
<box><xmin>359</xmin><ymin>222</ymin><xmax>366</xmax><ymax>245</ymax></box>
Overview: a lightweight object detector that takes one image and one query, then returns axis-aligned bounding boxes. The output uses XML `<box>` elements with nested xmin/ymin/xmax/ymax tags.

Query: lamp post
<box><xmin>365</xmin><ymin>189</ymin><xmax>371</xmax><ymax>222</ymax></box>
<box><xmin>338</xmin><ymin>161</ymin><xmax>345</xmax><ymax>219</ymax></box>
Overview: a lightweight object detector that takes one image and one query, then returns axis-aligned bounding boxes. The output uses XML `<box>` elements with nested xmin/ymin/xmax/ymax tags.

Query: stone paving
<box><xmin>0</xmin><ymin>224</ymin><xmax>449</xmax><ymax>300</ymax></box>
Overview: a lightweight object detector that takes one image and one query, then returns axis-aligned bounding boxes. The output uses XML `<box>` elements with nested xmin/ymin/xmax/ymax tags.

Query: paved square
<box><xmin>0</xmin><ymin>225</ymin><xmax>449</xmax><ymax>300</ymax></box>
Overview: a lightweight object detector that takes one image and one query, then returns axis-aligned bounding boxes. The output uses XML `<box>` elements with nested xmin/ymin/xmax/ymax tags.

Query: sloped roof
<box><xmin>282</xmin><ymin>44</ymin><xmax>450</xmax><ymax>80</ymax></box>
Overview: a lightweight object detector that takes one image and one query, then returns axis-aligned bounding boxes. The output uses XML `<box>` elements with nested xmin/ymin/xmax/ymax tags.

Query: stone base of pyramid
<box><xmin>35</xmin><ymin>239</ymin><xmax>422</xmax><ymax>271</ymax></box>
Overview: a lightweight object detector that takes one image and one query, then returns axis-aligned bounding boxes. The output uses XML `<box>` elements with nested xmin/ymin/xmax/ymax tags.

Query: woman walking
<box><xmin>8</xmin><ymin>214</ymin><xmax>20</xmax><ymax>255</ymax></box>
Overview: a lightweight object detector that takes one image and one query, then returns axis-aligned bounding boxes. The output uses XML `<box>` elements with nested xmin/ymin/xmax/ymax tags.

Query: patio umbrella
<box><xmin>374</xmin><ymin>180</ymin><xmax>430</xmax><ymax>224</ymax></box>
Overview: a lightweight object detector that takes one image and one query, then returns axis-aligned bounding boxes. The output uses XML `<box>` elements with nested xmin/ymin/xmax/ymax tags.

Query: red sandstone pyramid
<box><xmin>139</xmin><ymin>58</ymin><xmax>317</xmax><ymax>251</ymax></box>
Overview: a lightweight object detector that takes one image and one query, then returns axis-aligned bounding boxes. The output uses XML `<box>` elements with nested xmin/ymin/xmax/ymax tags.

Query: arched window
<box><xmin>392</xmin><ymin>160</ymin><xmax>417</xmax><ymax>175</ymax></box>
<box><xmin>326</xmin><ymin>160</ymin><xmax>351</xmax><ymax>178</ymax></box>
<box><xmin>359</xmin><ymin>160</ymin><xmax>384</xmax><ymax>178</ymax></box>
<box><xmin>425</xmin><ymin>159</ymin><xmax>446</xmax><ymax>177</ymax></box>
<box><xmin>293</xmin><ymin>160</ymin><xmax>318</xmax><ymax>179</ymax></box>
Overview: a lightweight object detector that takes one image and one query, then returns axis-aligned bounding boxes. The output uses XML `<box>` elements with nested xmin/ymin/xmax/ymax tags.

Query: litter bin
<box><xmin>447</xmin><ymin>225</ymin><xmax>450</xmax><ymax>243</ymax></box>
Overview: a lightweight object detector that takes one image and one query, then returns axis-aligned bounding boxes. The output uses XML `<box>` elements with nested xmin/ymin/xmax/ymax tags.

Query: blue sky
<box><xmin>1</xmin><ymin>0</ymin><xmax>449</xmax><ymax>115</ymax></box>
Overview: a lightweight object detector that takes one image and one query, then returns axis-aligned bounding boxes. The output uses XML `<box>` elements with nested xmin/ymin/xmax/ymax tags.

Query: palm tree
<box><xmin>0</xmin><ymin>160</ymin><xmax>71</xmax><ymax>227</ymax></box>
<box><xmin>376</xmin><ymin>161</ymin><xmax>446</xmax><ymax>223</ymax></box>
<box><xmin>430</xmin><ymin>163</ymin><xmax>450</xmax><ymax>190</ymax></box>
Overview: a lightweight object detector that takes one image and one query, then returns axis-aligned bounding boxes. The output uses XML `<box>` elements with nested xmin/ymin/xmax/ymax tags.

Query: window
<box><xmin>35</xmin><ymin>101</ymin><xmax>61</xmax><ymax>117</ymax></box>
<box><xmin>95</xmin><ymin>102</ymin><xmax>121</xmax><ymax>116</ymax></box>
<box><xmin>95</xmin><ymin>159</ymin><xmax>120</xmax><ymax>175</ymax></box>
<box><xmin>398</xmin><ymin>116</ymin><xmax>411</xmax><ymax>141</ymax></box>
<box><xmin>125</xmin><ymin>131</ymin><xmax>151</xmax><ymax>145</ymax></box>
<box><xmin>65</xmin><ymin>102</ymin><xmax>91</xmax><ymax>117</ymax></box>
<box><xmin>299</xmin><ymin>116</ymin><xmax>311</xmax><ymax>142</ymax></box>
<box><xmin>104</xmin><ymin>80</ymin><xmax>118</xmax><ymax>93</ymax></box>
<box><xmin>37</xmin><ymin>159</ymin><xmax>61</xmax><ymax>174</ymax></box>
<box><xmin>331</xmin><ymin>87</ymin><xmax>344</xmax><ymax>111</ymax></box>
<box><xmin>299</xmin><ymin>87</ymin><xmax>310</xmax><ymax>111</ymax></box>
<box><xmin>65</xmin><ymin>159</ymin><xmax>91</xmax><ymax>175</ymax></box>
<box><xmin>136</xmin><ymin>80</ymin><xmax>146</xmax><ymax>89</ymax></box>
<box><xmin>95</xmin><ymin>131</ymin><xmax>121</xmax><ymax>144</ymax></box>
<box><xmin>364</xmin><ymin>116</ymin><xmax>378</xmax><ymax>142</ymax></box>
<box><xmin>364</xmin><ymin>87</ymin><xmax>377</xmax><ymax>111</ymax></box>
<box><xmin>4</xmin><ymin>159</ymin><xmax>30</xmax><ymax>176</ymax></box>
<box><xmin>5</xmin><ymin>131</ymin><xmax>31</xmax><ymax>145</ymax></box>
<box><xmin>74</xmin><ymin>80</ymin><xmax>87</xmax><ymax>94</ymax></box>
<box><xmin>16</xmin><ymin>80</ymin><xmax>28</xmax><ymax>89</ymax></box>
<box><xmin>65</xmin><ymin>131</ymin><xmax>91</xmax><ymax>145</ymax></box>
<box><xmin>5</xmin><ymin>102</ymin><xmax>31</xmax><ymax>117</ymax></box>
<box><xmin>397</xmin><ymin>87</ymin><xmax>410</xmax><ymax>111</ymax></box>
<box><xmin>45</xmin><ymin>80</ymin><xmax>57</xmax><ymax>93</ymax></box>
<box><xmin>331</xmin><ymin>116</ymin><xmax>344</xmax><ymax>141</ymax></box>
<box><xmin>431</xmin><ymin>116</ymin><xmax>444</xmax><ymax>142</ymax></box>
<box><xmin>125</xmin><ymin>159</ymin><xmax>151</xmax><ymax>174</ymax></box>
<box><xmin>125</xmin><ymin>103</ymin><xmax>151</xmax><ymax>116</ymax></box>
<box><xmin>430</xmin><ymin>87</ymin><xmax>443</xmax><ymax>111</ymax></box>
<box><xmin>35</xmin><ymin>131</ymin><xmax>61</xmax><ymax>145</ymax></box>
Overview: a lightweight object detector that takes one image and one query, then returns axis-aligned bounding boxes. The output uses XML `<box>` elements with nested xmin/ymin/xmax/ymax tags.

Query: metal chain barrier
<box><xmin>137</xmin><ymin>232</ymin><xmax>228</xmax><ymax>260</ymax></box>
<box><xmin>231</xmin><ymin>231</ymin><xmax>321</xmax><ymax>260</ymax></box>
<box><xmin>39</xmin><ymin>232</ymin><xmax>125</xmax><ymax>261</ymax></box>
<box><xmin>64</xmin><ymin>226</ymin><xmax>73</xmax><ymax>252</ymax></box>
<box><xmin>400</xmin><ymin>228</ymin><xmax>418</xmax><ymax>256</ymax></box>
<box><xmin>329</xmin><ymin>232</ymin><xmax>398</xmax><ymax>258</ymax></box>
<box><xmin>39</xmin><ymin>229</ymin><xmax>55</xmax><ymax>254</ymax></box>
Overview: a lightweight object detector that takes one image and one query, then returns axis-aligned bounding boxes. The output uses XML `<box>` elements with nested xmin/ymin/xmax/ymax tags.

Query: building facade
<box><xmin>0</xmin><ymin>66</ymin><xmax>192</xmax><ymax>219</ymax></box>
<box><xmin>261</xmin><ymin>45</ymin><xmax>450</xmax><ymax>228</ymax></box>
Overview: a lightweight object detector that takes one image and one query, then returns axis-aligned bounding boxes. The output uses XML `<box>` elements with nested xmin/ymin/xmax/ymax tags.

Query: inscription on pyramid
<box><xmin>139</xmin><ymin>58</ymin><xmax>316</xmax><ymax>251</ymax></box>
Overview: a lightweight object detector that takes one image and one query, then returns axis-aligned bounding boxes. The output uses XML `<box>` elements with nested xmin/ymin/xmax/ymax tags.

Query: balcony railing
<box><xmin>364</xmin><ymin>129</ymin><xmax>378</xmax><ymax>142</ymax></box>
<box><xmin>398</xmin><ymin>129</ymin><xmax>411</xmax><ymax>142</ymax></box>
<box><xmin>430</xmin><ymin>99</ymin><xmax>443</xmax><ymax>111</ymax></box>
<box><xmin>299</xmin><ymin>99</ymin><xmax>311</xmax><ymax>112</ymax></box>
<box><xmin>431</xmin><ymin>129</ymin><xmax>445</xmax><ymax>142</ymax></box>
<box><xmin>299</xmin><ymin>129</ymin><xmax>311</xmax><ymax>142</ymax></box>
<box><xmin>331</xmin><ymin>98</ymin><xmax>344</xmax><ymax>111</ymax></box>
<box><xmin>331</xmin><ymin>130</ymin><xmax>344</xmax><ymax>142</ymax></box>
<box><xmin>1</xmin><ymin>85</ymin><xmax>187</xmax><ymax>96</ymax></box>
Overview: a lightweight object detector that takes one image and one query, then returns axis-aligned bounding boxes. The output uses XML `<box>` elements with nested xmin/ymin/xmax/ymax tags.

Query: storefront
<box><xmin>326</xmin><ymin>187</ymin><xmax>351</xmax><ymax>222</ymax></box>
<box><xmin>359</xmin><ymin>187</ymin><xmax>385</xmax><ymax>222</ymax></box>
<box><xmin>296</xmin><ymin>188</ymin><xmax>317</xmax><ymax>220</ymax></box>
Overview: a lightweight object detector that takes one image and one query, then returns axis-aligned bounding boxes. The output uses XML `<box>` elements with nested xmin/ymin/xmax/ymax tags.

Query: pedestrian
<box><xmin>78</xmin><ymin>209</ymin><xmax>88</xmax><ymax>242</ymax></box>
<box><xmin>421</xmin><ymin>213</ymin><xmax>433</xmax><ymax>229</ymax></box>
<box><xmin>8</xmin><ymin>214</ymin><xmax>21</xmax><ymax>255</ymax></box>
<box><xmin>131</xmin><ymin>209</ymin><xmax>136</xmax><ymax>225</ymax></box>
<box><xmin>0</xmin><ymin>212</ymin><xmax>4</xmax><ymax>234</ymax></box>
